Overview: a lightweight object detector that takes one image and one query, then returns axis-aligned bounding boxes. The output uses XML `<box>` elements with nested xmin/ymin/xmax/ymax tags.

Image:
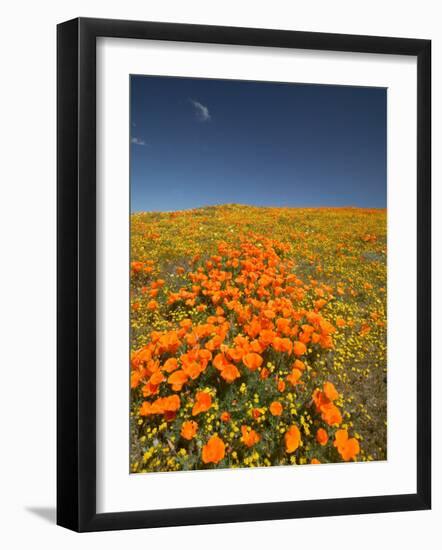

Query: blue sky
<box><xmin>130</xmin><ymin>75</ymin><xmax>386</xmax><ymax>212</ymax></box>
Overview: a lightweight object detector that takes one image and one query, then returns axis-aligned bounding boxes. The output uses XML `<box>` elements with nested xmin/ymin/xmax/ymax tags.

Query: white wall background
<box><xmin>0</xmin><ymin>0</ymin><xmax>439</xmax><ymax>547</ymax></box>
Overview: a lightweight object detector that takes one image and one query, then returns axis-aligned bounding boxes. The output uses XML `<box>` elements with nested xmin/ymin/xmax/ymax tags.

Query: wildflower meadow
<box><xmin>130</xmin><ymin>204</ymin><xmax>387</xmax><ymax>472</ymax></box>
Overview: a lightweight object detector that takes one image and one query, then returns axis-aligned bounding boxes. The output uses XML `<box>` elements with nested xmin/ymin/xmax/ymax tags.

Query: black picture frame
<box><xmin>57</xmin><ymin>17</ymin><xmax>431</xmax><ymax>532</ymax></box>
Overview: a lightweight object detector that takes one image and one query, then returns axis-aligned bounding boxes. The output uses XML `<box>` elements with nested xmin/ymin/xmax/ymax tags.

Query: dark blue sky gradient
<box><xmin>130</xmin><ymin>76</ymin><xmax>386</xmax><ymax>212</ymax></box>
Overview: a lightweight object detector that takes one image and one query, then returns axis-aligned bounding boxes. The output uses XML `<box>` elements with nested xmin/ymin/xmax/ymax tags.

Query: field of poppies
<box><xmin>130</xmin><ymin>204</ymin><xmax>387</xmax><ymax>472</ymax></box>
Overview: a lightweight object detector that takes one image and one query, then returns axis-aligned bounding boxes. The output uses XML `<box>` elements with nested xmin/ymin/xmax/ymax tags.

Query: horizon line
<box><xmin>131</xmin><ymin>203</ymin><xmax>387</xmax><ymax>215</ymax></box>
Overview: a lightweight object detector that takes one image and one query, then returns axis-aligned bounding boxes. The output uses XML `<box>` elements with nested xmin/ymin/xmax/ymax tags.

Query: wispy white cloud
<box><xmin>131</xmin><ymin>137</ymin><xmax>146</xmax><ymax>146</ymax></box>
<box><xmin>190</xmin><ymin>99</ymin><xmax>211</xmax><ymax>122</ymax></box>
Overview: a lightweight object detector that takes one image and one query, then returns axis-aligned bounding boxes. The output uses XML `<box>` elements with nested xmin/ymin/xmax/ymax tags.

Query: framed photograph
<box><xmin>57</xmin><ymin>17</ymin><xmax>431</xmax><ymax>532</ymax></box>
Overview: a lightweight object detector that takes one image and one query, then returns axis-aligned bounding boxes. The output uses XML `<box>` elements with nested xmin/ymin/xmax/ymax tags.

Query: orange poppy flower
<box><xmin>320</xmin><ymin>403</ymin><xmax>342</xmax><ymax>426</ymax></box>
<box><xmin>213</xmin><ymin>353</ymin><xmax>228</xmax><ymax>371</ymax></box>
<box><xmin>140</xmin><ymin>394</ymin><xmax>180</xmax><ymax>416</ymax></box>
<box><xmin>316</xmin><ymin>428</ymin><xmax>329</xmax><ymax>446</ymax></box>
<box><xmin>312</xmin><ymin>388</ymin><xmax>328</xmax><ymax>410</ymax></box>
<box><xmin>182</xmin><ymin>361</ymin><xmax>202</xmax><ymax>380</ymax></box>
<box><xmin>301</xmin><ymin>324</ymin><xmax>315</xmax><ymax>334</ymax></box>
<box><xmin>192</xmin><ymin>391</ymin><xmax>212</xmax><ymax>416</ymax></box>
<box><xmin>246</xmin><ymin>339</ymin><xmax>261</xmax><ymax>353</ymax></box>
<box><xmin>323</xmin><ymin>381</ymin><xmax>339</xmax><ymax>401</ymax></box>
<box><xmin>202</xmin><ymin>435</ymin><xmax>225</xmax><ymax>464</ymax></box>
<box><xmin>263</xmin><ymin>309</ymin><xmax>276</xmax><ymax>319</ymax></box>
<box><xmin>220</xmin><ymin>363</ymin><xmax>241</xmax><ymax>383</ymax></box>
<box><xmin>334</xmin><ymin>429</ymin><xmax>360</xmax><ymax>461</ymax></box>
<box><xmin>311</xmin><ymin>332</ymin><xmax>321</xmax><ymax>344</ymax></box>
<box><xmin>269</xmin><ymin>401</ymin><xmax>283</xmax><ymax>416</ymax></box>
<box><xmin>163</xmin><ymin>357</ymin><xmax>179</xmax><ymax>373</ymax></box>
<box><xmin>298</xmin><ymin>331</ymin><xmax>311</xmax><ymax>344</ymax></box>
<box><xmin>131</xmin><ymin>346</ymin><xmax>152</xmax><ymax>368</ymax></box>
<box><xmin>260</xmin><ymin>367</ymin><xmax>270</xmax><ymax>379</ymax></box>
<box><xmin>179</xmin><ymin>318</ymin><xmax>193</xmax><ymax>330</ymax></box>
<box><xmin>293</xmin><ymin>359</ymin><xmax>305</xmax><ymax>370</ymax></box>
<box><xmin>167</xmin><ymin>370</ymin><xmax>188</xmax><ymax>391</ymax></box>
<box><xmin>272</xmin><ymin>337</ymin><xmax>293</xmax><ymax>354</ymax></box>
<box><xmin>181</xmin><ymin>420</ymin><xmax>198</xmax><ymax>440</ymax></box>
<box><xmin>205</xmin><ymin>335</ymin><xmax>222</xmax><ymax>351</ymax></box>
<box><xmin>259</xmin><ymin>329</ymin><xmax>276</xmax><ymax>346</ymax></box>
<box><xmin>286</xmin><ymin>368</ymin><xmax>303</xmax><ymax>386</ymax></box>
<box><xmin>242</xmin><ymin>352</ymin><xmax>263</xmax><ymax>371</ymax></box>
<box><xmin>160</xmin><ymin>394</ymin><xmax>181</xmax><ymax>412</ymax></box>
<box><xmin>131</xmin><ymin>370</ymin><xmax>142</xmax><ymax>389</ymax></box>
<box><xmin>149</xmin><ymin>370</ymin><xmax>165</xmax><ymax>385</ymax></box>
<box><xmin>139</xmin><ymin>401</ymin><xmax>154</xmax><ymax>416</ymax></box>
<box><xmin>198</xmin><ymin>349</ymin><xmax>212</xmax><ymax>365</ymax></box>
<box><xmin>226</xmin><ymin>347</ymin><xmax>244</xmax><ymax>363</ymax></box>
<box><xmin>340</xmin><ymin>438</ymin><xmax>360</xmax><ymax>461</ymax></box>
<box><xmin>334</xmin><ymin>429</ymin><xmax>348</xmax><ymax>448</ymax></box>
<box><xmin>293</xmin><ymin>341</ymin><xmax>307</xmax><ymax>356</ymax></box>
<box><xmin>276</xmin><ymin>317</ymin><xmax>291</xmax><ymax>334</ymax></box>
<box><xmin>310</xmin><ymin>458</ymin><xmax>321</xmax><ymax>464</ymax></box>
<box><xmin>314</xmin><ymin>298</ymin><xmax>327</xmax><ymax>310</ymax></box>
<box><xmin>285</xmin><ymin>425</ymin><xmax>301</xmax><ymax>453</ymax></box>
<box><xmin>131</xmin><ymin>261</ymin><xmax>144</xmax><ymax>273</ymax></box>
<box><xmin>220</xmin><ymin>411</ymin><xmax>231</xmax><ymax>422</ymax></box>
<box><xmin>241</xmin><ymin>425</ymin><xmax>261</xmax><ymax>447</ymax></box>
<box><xmin>141</xmin><ymin>381</ymin><xmax>159</xmax><ymax>398</ymax></box>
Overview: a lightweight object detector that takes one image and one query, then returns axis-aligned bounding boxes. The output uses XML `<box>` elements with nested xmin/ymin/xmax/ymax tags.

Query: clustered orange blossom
<box><xmin>130</xmin><ymin>224</ymin><xmax>368</xmax><ymax>472</ymax></box>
